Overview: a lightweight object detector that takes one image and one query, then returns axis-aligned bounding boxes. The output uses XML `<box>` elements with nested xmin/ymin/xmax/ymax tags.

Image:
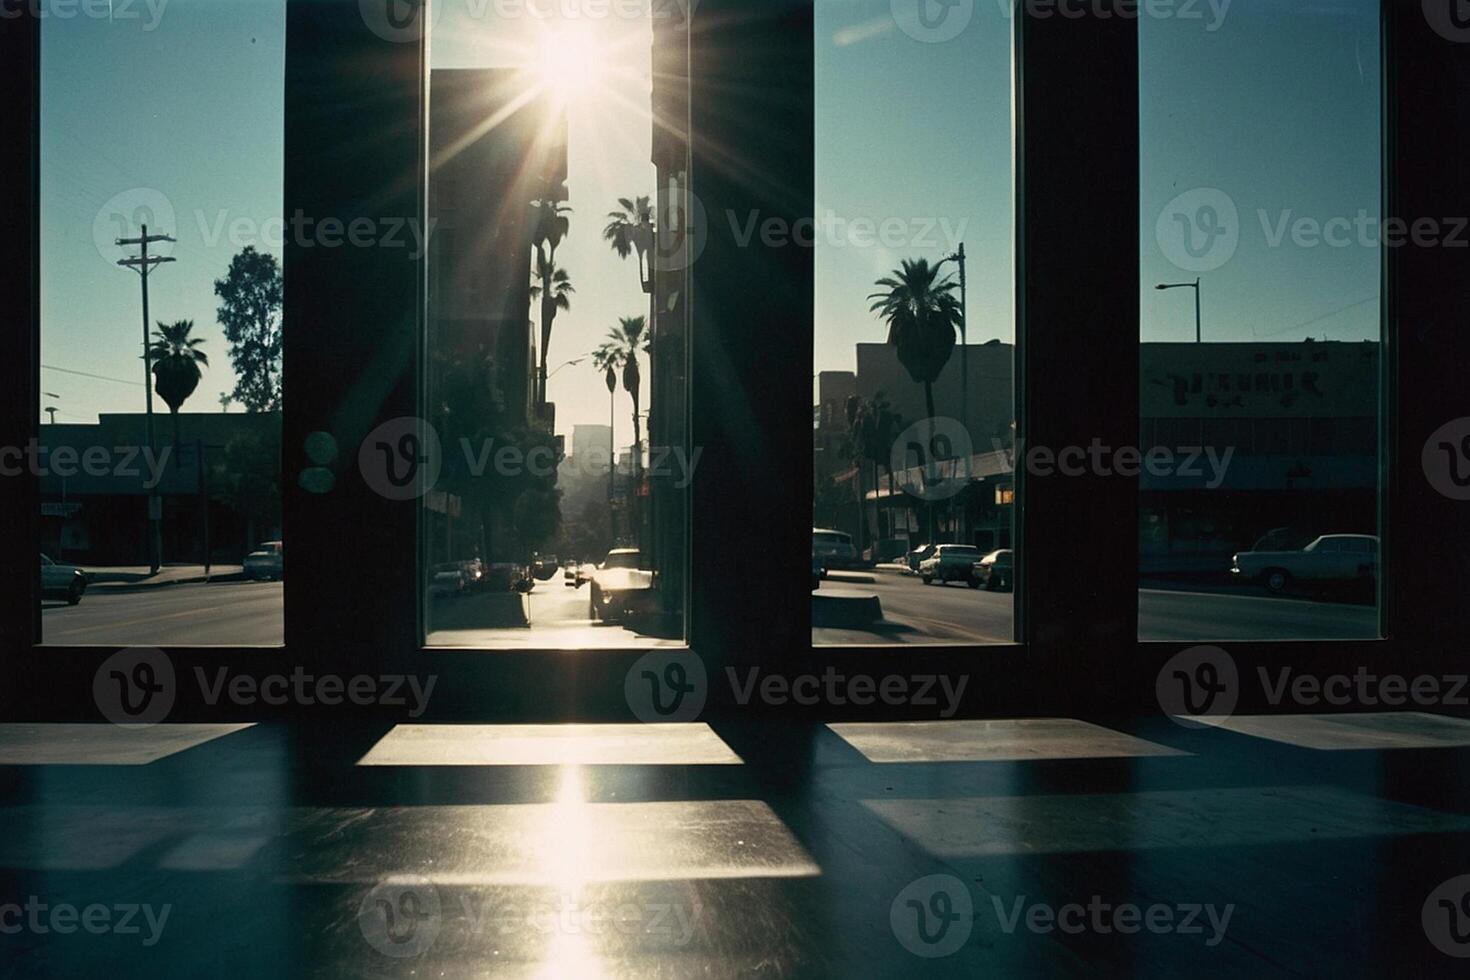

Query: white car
<box><xmin>244</xmin><ymin>541</ymin><xmax>284</xmax><ymax>581</ymax></box>
<box><xmin>1231</xmin><ymin>533</ymin><xmax>1378</xmax><ymax>593</ymax></box>
<box><xmin>918</xmin><ymin>544</ymin><xmax>983</xmax><ymax>585</ymax></box>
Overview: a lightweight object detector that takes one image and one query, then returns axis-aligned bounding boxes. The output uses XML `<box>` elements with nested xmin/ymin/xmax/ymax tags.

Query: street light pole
<box><xmin>1156</xmin><ymin>278</ymin><xmax>1202</xmax><ymax>343</ymax></box>
<box><xmin>118</xmin><ymin>223</ymin><xmax>176</xmax><ymax>574</ymax></box>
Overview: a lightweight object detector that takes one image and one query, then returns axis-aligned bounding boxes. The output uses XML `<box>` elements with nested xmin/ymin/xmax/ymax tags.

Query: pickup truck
<box><xmin>1231</xmin><ymin>533</ymin><xmax>1378</xmax><ymax>593</ymax></box>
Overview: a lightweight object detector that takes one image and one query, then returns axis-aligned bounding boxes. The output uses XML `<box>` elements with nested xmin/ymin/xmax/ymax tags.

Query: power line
<box><xmin>41</xmin><ymin>364</ymin><xmax>144</xmax><ymax>387</ymax></box>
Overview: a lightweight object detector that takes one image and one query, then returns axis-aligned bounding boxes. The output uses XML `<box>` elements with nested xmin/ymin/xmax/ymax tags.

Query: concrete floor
<box><xmin>1</xmin><ymin>714</ymin><xmax>1467</xmax><ymax>977</ymax></box>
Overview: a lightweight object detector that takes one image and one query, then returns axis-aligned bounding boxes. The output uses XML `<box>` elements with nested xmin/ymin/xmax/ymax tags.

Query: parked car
<box><xmin>40</xmin><ymin>553</ymin><xmax>86</xmax><ymax>605</ymax></box>
<box><xmin>918</xmin><ymin>544</ymin><xmax>983</xmax><ymax>585</ymax></box>
<box><xmin>1231</xmin><ymin>533</ymin><xmax>1379</xmax><ymax>593</ymax></box>
<box><xmin>429</xmin><ymin>562</ymin><xmax>469</xmax><ymax>598</ymax></box>
<box><xmin>904</xmin><ymin>543</ymin><xmax>936</xmax><ymax>573</ymax></box>
<box><xmin>969</xmin><ymin>549</ymin><xmax>1014</xmax><ymax>591</ymax></box>
<box><xmin>812</xmin><ymin>528</ymin><xmax>859</xmax><ymax>574</ymax></box>
<box><xmin>589</xmin><ymin>548</ymin><xmax>652</xmax><ymax>624</ymax></box>
<box><xmin>244</xmin><ymin>541</ymin><xmax>284</xmax><ymax>581</ymax></box>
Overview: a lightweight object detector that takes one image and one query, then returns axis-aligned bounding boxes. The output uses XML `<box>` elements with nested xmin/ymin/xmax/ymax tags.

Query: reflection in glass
<box><xmin>424</xmin><ymin>6</ymin><xmax>689</xmax><ymax>647</ymax></box>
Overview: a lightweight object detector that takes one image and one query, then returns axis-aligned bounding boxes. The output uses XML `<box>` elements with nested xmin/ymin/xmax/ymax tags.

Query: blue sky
<box><xmin>41</xmin><ymin>0</ymin><xmax>1381</xmax><ymax>432</ymax></box>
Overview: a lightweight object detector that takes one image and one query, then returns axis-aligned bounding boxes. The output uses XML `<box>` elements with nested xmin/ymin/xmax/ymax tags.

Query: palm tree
<box><xmin>530</xmin><ymin>199</ymin><xmax>572</xmax><ymax>264</ymax></box>
<box><xmin>529</xmin><ymin>254</ymin><xmax>574</xmax><ymax>404</ymax></box>
<box><xmin>148</xmin><ymin>319</ymin><xmax>209</xmax><ymax>449</ymax></box>
<box><xmin>218</xmin><ymin>393</ymin><xmax>234</xmax><ymax>413</ymax></box>
<box><xmin>598</xmin><ymin>316</ymin><xmax>650</xmax><ymax>547</ymax></box>
<box><xmin>603</xmin><ymin>196</ymin><xmax>655</xmax><ymax>294</ymax></box>
<box><xmin>869</xmin><ymin>259</ymin><xmax>962</xmax><ymax>423</ymax></box>
<box><xmin>870</xmin><ymin>260</ymin><xmax>961</xmax><ymax>542</ymax></box>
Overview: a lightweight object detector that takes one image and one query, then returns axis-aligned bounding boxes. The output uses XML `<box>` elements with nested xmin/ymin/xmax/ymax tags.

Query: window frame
<box><xmin>4</xmin><ymin>0</ymin><xmax>1467</xmax><ymax>722</ymax></box>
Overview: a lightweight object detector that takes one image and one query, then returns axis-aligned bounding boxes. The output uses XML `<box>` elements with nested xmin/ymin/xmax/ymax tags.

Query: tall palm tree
<box><xmin>603</xmin><ymin>196</ymin><xmax>655</xmax><ymax>294</ymax></box>
<box><xmin>529</xmin><ymin>254</ymin><xmax>574</xmax><ymax>404</ymax></box>
<box><xmin>148</xmin><ymin>319</ymin><xmax>209</xmax><ymax>449</ymax></box>
<box><xmin>870</xmin><ymin>260</ymin><xmax>961</xmax><ymax>542</ymax></box>
<box><xmin>599</xmin><ymin>316</ymin><xmax>650</xmax><ymax>547</ymax></box>
<box><xmin>591</xmin><ymin>342</ymin><xmax>622</xmax><ymax>508</ymax></box>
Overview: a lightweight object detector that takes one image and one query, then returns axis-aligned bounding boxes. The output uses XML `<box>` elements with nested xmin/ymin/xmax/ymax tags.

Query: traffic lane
<box><xmin>40</xmin><ymin>580</ymin><xmax>284</xmax><ymax>646</ymax></box>
<box><xmin>1138</xmin><ymin>588</ymin><xmax>1378</xmax><ymax>641</ymax></box>
<box><xmin>427</xmin><ymin>576</ymin><xmax>680</xmax><ymax>648</ymax></box>
<box><xmin>815</xmin><ymin>569</ymin><xmax>1015</xmax><ymax>645</ymax></box>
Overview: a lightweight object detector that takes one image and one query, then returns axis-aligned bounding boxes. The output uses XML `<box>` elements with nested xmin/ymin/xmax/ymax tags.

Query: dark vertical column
<box><xmin>1015</xmin><ymin>3</ymin><xmax>1139</xmax><ymax>712</ymax></box>
<box><xmin>0</xmin><ymin>10</ymin><xmax>41</xmax><ymax>660</ymax></box>
<box><xmin>688</xmin><ymin>0</ymin><xmax>814</xmax><ymax>665</ymax></box>
<box><xmin>1382</xmin><ymin>0</ymin><xmax>1470</xmax><ymax>656</ymax></box>
<box><xmin>282</xmin><ymin>0</ymin><xmax>424</xmax><ymax>661</ymax></box>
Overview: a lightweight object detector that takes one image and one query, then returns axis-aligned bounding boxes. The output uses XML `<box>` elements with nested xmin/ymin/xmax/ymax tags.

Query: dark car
<box><xmin>811</xmin><ymin>528</ymin><xmax>860</xmax><ymax>574</ymax></box>
<box><xmin>969</xmin><ymin>549</ymin><xmax>1014</xmax><ymax>591</ymax></box>
<box><xmin>40</xmin><ymin>553</ymin><xmax>86</xmax><ymax>605</ymax></box>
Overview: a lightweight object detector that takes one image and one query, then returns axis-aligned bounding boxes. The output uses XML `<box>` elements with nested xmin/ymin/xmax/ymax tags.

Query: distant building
<box><xmin>817</xmin><ymin>340</ymin><xmax>1379</xmax><ymax>569</ymax></box>
<box><xmin>38</xmin><ymin>411</ymin><xmax>280</xmax><ymax>565</ymax></box>
<box><xmin>572</xmin><ymin>424</ymin><xmax>612</xmax><ymax>471</ymax></box>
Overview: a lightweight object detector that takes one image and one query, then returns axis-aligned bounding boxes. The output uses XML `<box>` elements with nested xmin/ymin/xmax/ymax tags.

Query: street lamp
<box><xmin>546</xmin><ymin>356</ymin><xmax>585</xmax><ymax>380</ymax></box>
<box><xmin>43</xmin><ymin>393</ymin><xmax>60</xmax><ymax>425</ymax></box>
<box><xmin>1156</xmin><ymin>278</ymin><xmax>1202</xmax><ymax>343</ymax></box>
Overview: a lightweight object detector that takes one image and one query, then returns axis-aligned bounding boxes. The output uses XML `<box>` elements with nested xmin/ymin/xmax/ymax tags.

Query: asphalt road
<box><xmin>36</xmin><ymin>569</ymin><xmax>1379</xmax><ymax>647</ymax></box>
<box><xmin>41</xmin><ymin>580</ymin><xmax>284</xmax><ymax>646</ymax></box>
<box><xmin>814</xmin><ymin>567</ymin><xmax>1378</xmax><ymax>644</ymax></box>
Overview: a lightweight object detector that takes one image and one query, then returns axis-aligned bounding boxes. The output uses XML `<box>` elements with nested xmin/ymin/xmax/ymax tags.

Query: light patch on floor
<box><xmin>863</xmin><ymin>784</ymin><xmax>1470</xmax><ymax>857</ymax></box>
<box><xmin>0</xmin><ymin>723</ymin><xmax>254</xmax><ymax>765</ymax></box>
<box><xmin>827</xmin><ymin>718</ymin><xmax>1188</xmax><ymax>763</ymax></box>
<box><xmin>356</xmin><ymin>723</ymin><xmax>743</xmax><ymax>766</ymax></box>
<box><xmin>1189</xmin><ymin>711</ymin><xmax>1470</xmax><ymax>750</ymax></box>
<box><xmin>284</xmin><ymin>800</ymin><xmax>819</xmax><ymax>885</ymax></box>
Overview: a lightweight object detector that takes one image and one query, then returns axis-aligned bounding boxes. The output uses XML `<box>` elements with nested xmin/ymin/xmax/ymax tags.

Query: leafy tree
<box><xmin>148</xmin><ymin>319</ymin><xmax>209</xmax><ymax>449</ymax></box>
<box><xmin>214</xmin><ymin>246</ymin><xmax>283</xmax><ymax>412</ymax></box>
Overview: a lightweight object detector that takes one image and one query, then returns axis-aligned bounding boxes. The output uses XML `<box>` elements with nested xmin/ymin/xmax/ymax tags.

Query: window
<box><xmin>1139</xmin><ymin>0</ymin><xmax>1382</xmax><ymax>639</ymax></box>
<box><xmin>812</xmin><ymin>0</ymin><xmax>1015</xmax><ymax>645</ymax></box>
<box><xmin>420</xmin><ymin>2</ymin><xmax>690</xmax><ymax>648</ymax></box>
<box><xmin>38</xmin><ymin>0</ymin><xmax>285</xmax><ymax>647</ymax></box>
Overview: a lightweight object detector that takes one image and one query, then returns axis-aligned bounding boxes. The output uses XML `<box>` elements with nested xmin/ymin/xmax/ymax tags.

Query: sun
<box><xmin>531</xmin><ymin>25</ymin><xmax>611</xmax><ymax>105</ymax></box>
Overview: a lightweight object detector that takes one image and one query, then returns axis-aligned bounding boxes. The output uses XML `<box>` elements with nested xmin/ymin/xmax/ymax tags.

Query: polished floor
<box><xmin>1</xmin><ymin>715</ymin><xmax>1468</xmax><ymax>977</ymax></box>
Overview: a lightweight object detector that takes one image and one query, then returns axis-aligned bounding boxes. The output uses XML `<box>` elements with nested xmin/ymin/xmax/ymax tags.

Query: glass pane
<box><xmin>40</xmin><ymin>2</ymin><xmax>285</xmax><ymax>646</ymax></box>
<box><xmin>813</xmin><ymin>1</ymin><xmax>1015</xmax><ymax>644</ymax></box>
<box><xmin>1139</xmin><ymin>0</ymin><xmax>1381</xmax><ymax>640</ymax></box>
<box><xmin>423</xmin><ymin>2</ymin><xmax>689</xmax><ymax>647</ymax></box>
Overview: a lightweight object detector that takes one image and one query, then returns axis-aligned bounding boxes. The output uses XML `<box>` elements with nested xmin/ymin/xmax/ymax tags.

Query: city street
<box><xmin>40</xmin><ymin>580</ymin><xmax>283</xmax><ymax>646</ymax></box>
<box><xmin>37</xmin><ymin>568</ymin><xmax>1377</xmax><ymax>648</ymax></box>
<box><xmin>814</xmin><ymin>566</ymin><xmax>1378</xmax><ymax>644</ymax></box>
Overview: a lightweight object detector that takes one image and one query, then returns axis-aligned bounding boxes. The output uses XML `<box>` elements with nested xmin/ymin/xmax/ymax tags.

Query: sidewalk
<box><xmin>83</xmin><ymin>564</ymin><xmax>246</xmax><ymax>590</ymax></box>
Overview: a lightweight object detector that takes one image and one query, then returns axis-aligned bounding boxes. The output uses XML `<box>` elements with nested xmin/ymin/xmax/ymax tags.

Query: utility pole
<box><xmin>117</xmin><ymin>224</ymin><xmax>176</xmax><ymax>574</ymax></box>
